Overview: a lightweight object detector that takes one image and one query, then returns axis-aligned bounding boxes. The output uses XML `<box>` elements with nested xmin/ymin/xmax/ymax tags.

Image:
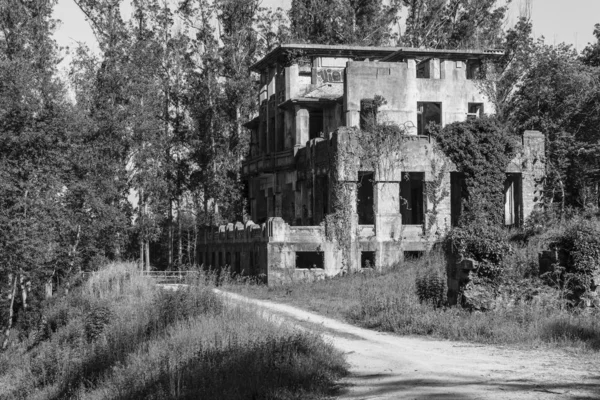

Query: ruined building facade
<box><xmin>198</xmin><ymin>44</ymin><xmax>545</xmax><ymax>285</ymax></box>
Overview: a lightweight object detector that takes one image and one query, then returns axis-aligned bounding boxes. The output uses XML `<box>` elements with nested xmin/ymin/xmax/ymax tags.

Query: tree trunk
<box><xmin>177</xmin><ymin>198</ymin><xmax>182</xmax><ymax>266</ymax></box>
<box><xmin>187</xmin><ymin>228</ymin><xmax>191</xmax><ymax>266</ymax></box>
<box><xmin>2</xmin><ymin>275</ymin><xmax>18</xmax><ymax>350</ymax></box>
<box><xmin>168</xmin><ymin>200</ymin><xmax>173</xmax><ymax>268</ymax></box>
<box><xmin>145</xmin><ymin>241</ymin><xmax>150</xmax><ymax>272</ymax></box>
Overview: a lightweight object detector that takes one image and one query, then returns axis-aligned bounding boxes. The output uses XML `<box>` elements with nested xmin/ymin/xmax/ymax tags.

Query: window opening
<box><xmin>295</xmin><ymin>251</ymin><xmax>324</xmax><ymax>269</ymax></box>
<box><xmin>360</xmin><ymin>99</ymin><xmax>377</xmax><ymax>129</ymax></box>
<box><xmin>417</xmin><ymin>102</ymin><xmax>441</xmax><ymax>135</ymax></box>
<box><xmin>361</xmin><ymin>251</ymin><xmax>375</xmax><ymax>269</ymax></box>
<box><xmin>309</xmin><ymin>109</ymin><xmax>323</xmax><ymax>139</ymax></box>
<box><xmin>401</xmin><ymin>172</ymin><xmax>425</xmax><ymax>225</ymax></box>
<box><xmin>416</xmin><ymin>59</ymin><xmax>431</xmax><ymax>78</ymax></box>
<box><xmin>504</xmin><ymin>173</ymin><xmax>522</xmax><ymax>226</ymax></box>
<box><xmin>357</xmin><ymin>172</ymin><xmax>374</xmax><ymax>225</ymax></box>
<box><xmin>467</xmin><ymin>103</ymin><xmax>484</xmax><ymax>120</ymax></box>
<box><xmin>450</xmin><ymin>172</ymin><xmax>464</xmax><ymax>227</ymax></box>
<box><xmin>404</xmin><ymin>251</ymin><xmax>424</xmax><ymax>260</ymax></box>
<box><xmin>467</xmin><ymin>59</ymin><xmax>483</xmax><ymax>79</ymax></box>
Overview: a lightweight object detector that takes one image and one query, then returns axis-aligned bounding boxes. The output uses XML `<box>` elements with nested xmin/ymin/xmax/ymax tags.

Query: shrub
<box><xmin>416</xmin><ymin>268</ymin><xmax>447</xmax><ymax>307</ymax></box>
<box><xmin>446</xmin><ymin>220</ymin><xmax>512</xmax><ymax>280</ymax></box>
<box><xmin>551</xmin><ymin>218</ymin><xmax>600</xmax><ymax>300</ymax></box>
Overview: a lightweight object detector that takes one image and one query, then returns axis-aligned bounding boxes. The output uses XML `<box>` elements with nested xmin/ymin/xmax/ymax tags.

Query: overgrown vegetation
<box><xmin>431</xmin><ymin>117</ymin><xmax>520</xmax><ymax>225</ymax></box>
<box><xmin>228</xmin><ymin>239</ymin><xmax>600</xmax><ymax>352</ymax></box>
<box><xmin>0</xmin><ymin>263</ymin><xmax>347</xmax><ymax>399</ymax></box>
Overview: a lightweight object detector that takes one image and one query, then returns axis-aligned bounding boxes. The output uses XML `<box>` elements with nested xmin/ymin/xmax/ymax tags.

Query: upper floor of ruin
<box><xmin>243</xmin><ymin>43</ymin><xmax>503</xmax><ymax>174</ymax></box>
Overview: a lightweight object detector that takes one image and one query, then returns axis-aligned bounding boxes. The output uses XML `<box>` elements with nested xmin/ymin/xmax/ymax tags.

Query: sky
<box><xmin>52</xmin><ymin>0</ymin><xmax>600</xmax><ymax>57</ymax></box>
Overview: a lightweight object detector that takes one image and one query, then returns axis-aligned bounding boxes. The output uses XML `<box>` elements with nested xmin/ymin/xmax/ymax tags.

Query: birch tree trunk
<box><xmin>2</xmin><ymin>275</ymin><xmax>18</xmax><ymax>350</ymax></box>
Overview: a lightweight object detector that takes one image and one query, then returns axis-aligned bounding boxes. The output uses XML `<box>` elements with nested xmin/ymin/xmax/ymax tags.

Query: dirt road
<box><xmin>215</xmin><ymin>289</ymin><xmax>600</xmax><ymax>400</ymax></box>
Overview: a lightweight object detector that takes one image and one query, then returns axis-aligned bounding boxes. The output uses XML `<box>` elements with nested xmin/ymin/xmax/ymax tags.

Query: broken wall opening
<box><xmin>504</xmin><ymin>173</ymin><xmax>522</xmax><ymax>226</ymax></box>
<box><xmin>309</xmin><ymin>109</ymin><xmax>323</xmax><ymax>139</ymax></box>
<box><xmin>401</xmin><ymin>172</ymin><xmax>425</xmax><ymax>225</ymax></box>
<box><xmin>295</xmin><ymin>251</ymin><xmax>324</xmax><ymax>269</ymax></box>
<box><xmin>361</xmin><ymin>251</ymin><xmax>375</xmax><ymax>268</ymax></box>
<box><xmin>450</xmin><ymin>172</ymin><xmax>464</xmax><ymax>227</ymax></box>
<box><xmin>358</xmin><ymin>172</ymin><xmax>374</xmax><ymax>224</ymax></box>
<box><xmin>360</xmin><ymin>99</ymin><xmax>378</xmax><ymax>129</ymax></box>
<box><xmin>417</xmin><ymin>102</ymin><xmax>441</xmax><ymax>135</ymax></box>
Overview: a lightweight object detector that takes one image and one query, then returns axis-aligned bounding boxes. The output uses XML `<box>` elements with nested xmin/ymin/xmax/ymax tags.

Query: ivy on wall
<box><xmin>431</xmin><ymin>117</ymin><xmax>520</xmax><ymax>225</ymax></box>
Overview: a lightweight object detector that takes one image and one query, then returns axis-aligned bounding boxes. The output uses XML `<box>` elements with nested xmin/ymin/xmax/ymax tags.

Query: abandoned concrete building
<box><xmin>198</xmin><ymin>44</ymin><xmax>545</xmax><ymax>285</ymax></box>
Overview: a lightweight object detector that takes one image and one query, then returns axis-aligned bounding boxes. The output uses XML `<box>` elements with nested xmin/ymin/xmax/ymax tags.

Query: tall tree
<box><xmin>0</xmin><ymin>0</ymin><xmax>73</xmax><ymax>347</ymax></box>
<box><xmin>401</xmin><ymin>0</ymin><xmax>509</xmax><ymax>49</ymax></box>
<box><xmin>289</xmin><ymin>0</ymin><xmax>401</xmax><ymax>45</ymax></box>
<box><xmin>581</xmin><ymin>23</ymin><xmax>600</xmax><ymax>67</ymax></box>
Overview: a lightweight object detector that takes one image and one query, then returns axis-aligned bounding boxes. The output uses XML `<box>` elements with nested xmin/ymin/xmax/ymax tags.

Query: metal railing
<box><xmin>142</xmin><ymin>271</ymin><xmax>196</xmax><ymax>285</ymax></box>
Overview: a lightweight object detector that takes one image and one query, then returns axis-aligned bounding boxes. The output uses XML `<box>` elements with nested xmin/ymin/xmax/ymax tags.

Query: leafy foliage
<box><xmin>551</xmin><ymin>218</ymin><xmax>600</xmax><ymax>300</ymax></box>
<box><xmin>431</xmin><ymin>116</ymin><xmax>519</xmax><ymax>224</ymax></box>
<box><xmin>289</xmin><ymin>0</ymin><xmax>401</xmax><ymax>45</ymax></box>
<box><xmin>446</xmin><ymin>223</ymin><xmax>512</xmax><ymax>280</ymax></box>
<box><xmin>401</xmin><ymin>0</ymin><xmax>509</xmax><ymax>49</ymax></box>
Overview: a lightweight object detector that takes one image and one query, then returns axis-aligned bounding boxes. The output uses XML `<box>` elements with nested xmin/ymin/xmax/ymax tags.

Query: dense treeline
<box><xmin>1</xmin><ymin>0</ymin><xmax>600</xmax><ymax>347</ymax></box>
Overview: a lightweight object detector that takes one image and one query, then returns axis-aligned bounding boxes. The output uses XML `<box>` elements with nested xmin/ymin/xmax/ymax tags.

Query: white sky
<box><xmin>53</xmin><ymin>0</ymin><xmax>599</xmax><ymax>57</ymax></box>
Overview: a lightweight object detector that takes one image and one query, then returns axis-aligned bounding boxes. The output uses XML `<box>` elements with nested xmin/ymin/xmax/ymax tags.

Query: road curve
<box><xmin>213</xmin><ymin>289</ymin><xmax>600</xmax><ymax>400</ymax></box>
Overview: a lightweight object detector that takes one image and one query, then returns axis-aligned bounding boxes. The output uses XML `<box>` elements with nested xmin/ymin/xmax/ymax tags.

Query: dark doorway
<box><xmin>401</xmin><ymin>172</ymin><xmax>425</xmax><ymax>225</ymax></box>
<box><xmin>504</xmin><ymin>173</ymin><xmax>522</xmax><ymax>226</ymax></box>
<box><xmin>358</xmin><ymin>172</ymin><xmax>374</xmax><ymax>224</ymax></box>
<box><xmin>309</xmin><ymin>109</ymin><xmax>324</xmax><ymax>139</ymax></box>
<box><xmin>450</xmin><ymin>172</ymin><xmax>464</xmax><ymax>227</ymax></box>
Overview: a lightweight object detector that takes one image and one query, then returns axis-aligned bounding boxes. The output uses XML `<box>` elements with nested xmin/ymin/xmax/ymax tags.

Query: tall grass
<box><xmin>0</xmin><ymin>262</ymin><xmax>347</xmax><ymax>400</ymax></box>
<box><xmin>227</xmin><ymin>251</ymin><xmax>600</xmax><ymax>352</ymax></box>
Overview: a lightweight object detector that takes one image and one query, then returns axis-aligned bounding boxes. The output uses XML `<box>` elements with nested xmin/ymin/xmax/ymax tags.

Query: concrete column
<box><xmin>374</xmin><ymin>182</ymin><xmax>402</xmax><ymax>241</ymax></box>
<box><xmin>295</xmin><ymin>106</ymin><xmax>309</xmax><ymax>148</ymax></box>
<box><xmin>522</xmin><ymin>130</ymin><xmax>545</xmax><ymax>221</ymax></box>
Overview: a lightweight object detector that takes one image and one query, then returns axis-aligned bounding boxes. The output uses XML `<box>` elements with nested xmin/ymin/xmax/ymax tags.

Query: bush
<box><xmin>551</xmin><ymin>218</ymin><xmax>600</xmax><ymax>300</ymax></box>
<box><xmin>446</xmin><ymin>220</ymin><xmax>512</xmax><ymax>280</ymax></box>
<box><xmin>416</xmin><ymin>268</ymin><xmax>447</xmax><ymax>307</ymax></box>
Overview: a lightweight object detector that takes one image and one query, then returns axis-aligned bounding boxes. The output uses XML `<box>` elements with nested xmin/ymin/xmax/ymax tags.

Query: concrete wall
<box><xmin>344</xmin><ymin>60</ymin><xmax>494</xmax><ymax>133</ymax></box>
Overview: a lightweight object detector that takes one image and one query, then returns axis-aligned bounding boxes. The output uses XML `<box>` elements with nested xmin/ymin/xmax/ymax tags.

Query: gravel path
<box><xmin>213</xmin><ymin>289</ymin><xmax>600</xmax><ymax>400</ymax></box>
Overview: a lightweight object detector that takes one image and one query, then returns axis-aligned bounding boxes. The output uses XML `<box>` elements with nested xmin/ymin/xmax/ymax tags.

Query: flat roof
<box><xmin>382</xmin><ymin>47</ymin><xmax>504</xmax><ymax>62</ymax></box>
<box><xmin>251</xmin><ymin>44</ymin><xmax>505</xmax><ymax>72</ymax></box>
<box><xmin>251</xmin><ymin>43</ymin><xmax>401</xmax><ymax>72</ymax></box>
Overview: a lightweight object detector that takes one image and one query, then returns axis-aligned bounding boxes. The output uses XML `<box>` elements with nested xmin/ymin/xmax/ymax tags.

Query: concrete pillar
<box><xmin>522</xmin><ymin>130</ymin><xmax>545</xmax><ymax>221</ymax></box>
<box><xmin>295</xmin><ymin>106</ymin><xmax>309</xmax><ymax>148</ymax></box>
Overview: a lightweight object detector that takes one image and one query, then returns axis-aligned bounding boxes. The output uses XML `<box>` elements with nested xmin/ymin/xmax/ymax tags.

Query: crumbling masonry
<box><xmin>198</xmin><ymin>44</ymin><xmax>545</xmax><ymax>285</ymax></box>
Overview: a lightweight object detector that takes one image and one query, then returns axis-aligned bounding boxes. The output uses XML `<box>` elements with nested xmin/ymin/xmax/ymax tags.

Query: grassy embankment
<box><xmin>0</xmin><ymin>263</ymin><xmax>347</xmax><ymax>400</ymax></box>
<box><xmin>227</xmin><ymin>244</ymin><xmax>600</xmax><ymax>352</ymax></box>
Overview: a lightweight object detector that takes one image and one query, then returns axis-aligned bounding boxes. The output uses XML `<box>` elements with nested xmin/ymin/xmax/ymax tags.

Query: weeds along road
<box><xmin>163</xmin><ymin>285</ymin><xmax>600</xmax><ymax>399</ymax></box>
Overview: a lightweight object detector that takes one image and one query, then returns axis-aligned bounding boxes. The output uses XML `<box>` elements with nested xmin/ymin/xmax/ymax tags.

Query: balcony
<box><xmin>242</xmin><ymin>148</ymin><xmax>295</xmax><ymax>176</ymax></box>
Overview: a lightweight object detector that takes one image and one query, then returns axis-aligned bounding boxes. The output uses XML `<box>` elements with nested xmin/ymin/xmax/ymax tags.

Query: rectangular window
<box><xmin>467</xmin><ymin>59</ymin><xmax>483</xmax><ymax>79</ymax></box>
<box><xmin>417</xmin><ymin>102</ymin><xmax>442</xmax><ymax>135</ymax></box>
<box><xmin>309</xmin><ymin>109</ymin><xmax>323</xmax><ymax>139</ymax></box>
<box><xmin>269</xmin><ymin>116</ymin><xmax>275</xmax><ymax>153</ymax></box>
<box><xmin>467</xmin><ymin>103</ymin><xmax>484</xmax><ymax>120</ymax></box>
<box><xmin>357</xmin><ymin>172</ymin><xmax>374</xmax><ymax>225</ymax></box>
<box><xmin>360</xmin><ymin>99</ymin><xmax>377</xmax><ymax>129</ymax></box>
<box><xmin>416</xmin><ymin>59</ymin><xmax>431</xmax><ymax>78</ymax></box>
<box><xmin>361</xmin><ymin>251</ymin><xmax>375</xmax><ymax>269</ymax></box>
<box><xmin>401</xmin><ymin>172</ymin><xmax>425</xmax><ymax>225</ymax></box>
<box><xmin>295</xmin><ymin>251</ymin><xmax>324</xmax><ymax>269</ymax></box>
